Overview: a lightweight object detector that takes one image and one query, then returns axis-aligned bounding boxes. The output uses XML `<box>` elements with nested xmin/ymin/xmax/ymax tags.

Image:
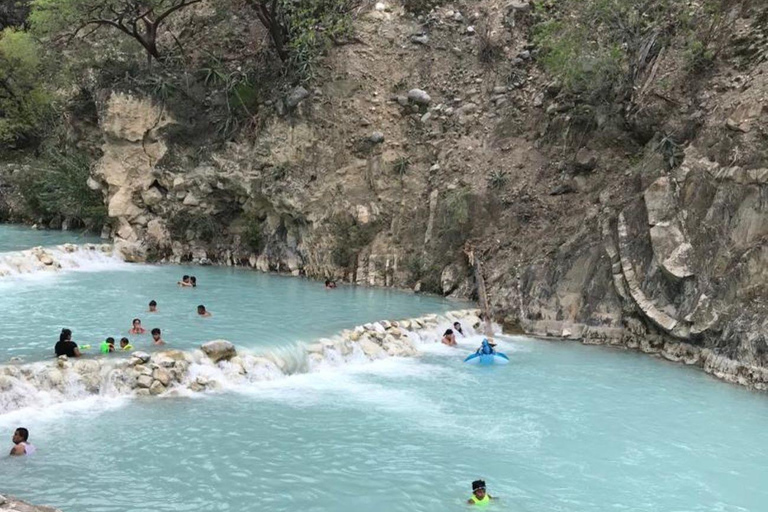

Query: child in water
<box><xmin>148</xmin><ymin>300</ymin><xmax>158</xmax><ymax>313</ymax></box>
<box><xmin>129</xmin><ymin>318</ymin><xmax>146</xmax><ymax>335</ymax></box>
<box><xmin>151</xmin><ymin>328</ymin><xmax>166</xmax><ymax>346</ymax></box>
<box><xmin>120</xmin><ymin>337</ymin><xmax>133</xmax><ymax>351</ymax></box>
<box><xmin>441</xmin><ymin>329</ymin><xmax>457</xmax><ymax>346</ymax></box>
<box><xmin>99</xmin><ymin>337</ymin><xmax>116</xmax><ymax>354</ymax></box>
<box><xmin>467</xmin><ymin>480</ymin><xmax>495</xmax><ymax>506</ymax></box>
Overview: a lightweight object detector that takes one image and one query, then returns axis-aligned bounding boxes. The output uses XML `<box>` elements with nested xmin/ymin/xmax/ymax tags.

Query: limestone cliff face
<box><xmin>89</xmin><ymin>93</ymin><xmax>174</xmax><ymax>261</ymax></box>
<box><xmin>88</xmin><ymin>1</ymin><xmax>768</xmax><ymax>387</ymax></box>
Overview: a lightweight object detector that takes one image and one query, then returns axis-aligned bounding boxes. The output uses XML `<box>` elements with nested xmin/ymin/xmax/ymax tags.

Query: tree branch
<box><xmin>155</xmin><ymin>0</ymin><xmax>203</xmax><ymax>26</ymax></box>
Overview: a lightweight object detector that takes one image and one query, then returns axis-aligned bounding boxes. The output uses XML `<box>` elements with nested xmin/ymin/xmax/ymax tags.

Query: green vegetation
<box><xmin>30</xmin><ymin>0</ymin><xmax>203</xmax><ymax>62</ymax></box>
<box><xmin>248</xmin><ymin>0</ymin><xmax>358</xmax><ymax>80</ymax></box>
<box><xmin>12</xmin><ymin>146</ymin><xmax>106</xmax><ymax>227</ymax></box>
<box><xmin>487</xmin><ymin>170</ymin><xmax>508</xmax><ymax>190</ymax></box>
<box><xmin>0</xmin><ymin>28</ymin><xmax>53</xmax><ymax>147</ymax></box>
<box><xmin>533</xmin><ymin>0</ymin><xmax>735</xmax><ymax>104</ymax></box>
<box><xmin>328</xmin><ymin>212</ymin><xmax>381</xmax><ymax>269</ymax></box>
<box><xmin>168</xmin><ymin>211</ymin><xmax>219</xmax><ymax>242</ymax></box>
<box><xmin>242</xmin><ymin>213</ymin><xmax>264</xmax><ymax>252</ymax></box>
<box><xmin>392</xmin><ymin>156</ymin><xmax>410</xmax><ymax>178</ymax></box>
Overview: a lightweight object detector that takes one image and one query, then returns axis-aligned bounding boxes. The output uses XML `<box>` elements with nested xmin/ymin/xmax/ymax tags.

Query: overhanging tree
<box><xmin>30</xmin><ymin>0</ymin><xmax>202</xmax><ymax>63</ymax></box>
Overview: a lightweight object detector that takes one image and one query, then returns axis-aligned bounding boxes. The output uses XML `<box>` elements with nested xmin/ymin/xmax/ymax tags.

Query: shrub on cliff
<box><xmin>13</xmin><ymin>146</ymin><xmax>106</xmax><ymax>228</ymax></box>
<box><xmin>245</xmin><ymin>0</ymin><xmax>359</xmax><ymax>80</ymax></box>
<box><xmin>0</xmin><ymin>28</ymin><xmax>54</xmax><ymax>148</ymax></box>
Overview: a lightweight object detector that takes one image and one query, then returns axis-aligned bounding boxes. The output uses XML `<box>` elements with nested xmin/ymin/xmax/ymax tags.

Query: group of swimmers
<box><xmin>53</xmin><ymin>275</ymin><xmax>213</xmax><ymax>358</ymax></box>
<box><xmin>441</xmin><ymin>322</ymin><xmax>500</xmax><ymax>356</ymax></box>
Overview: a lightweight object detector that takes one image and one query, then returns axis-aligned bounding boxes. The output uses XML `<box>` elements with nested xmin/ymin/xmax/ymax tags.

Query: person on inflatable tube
<box><xmin>467</xmin><ymin>479</ymin><xmax>495</xmax><ymax>506</ymax></box>
<box><xmin>475</xmin><ymin>339</ymin><xmax>497</xmax><ymax>355</ymax></box>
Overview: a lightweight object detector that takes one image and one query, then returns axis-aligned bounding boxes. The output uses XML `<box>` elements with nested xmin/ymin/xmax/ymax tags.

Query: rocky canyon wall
<box><xmin>60</xmin><ymin>1</ymin><xmax>768</xmax><ymax>387</ymax></box>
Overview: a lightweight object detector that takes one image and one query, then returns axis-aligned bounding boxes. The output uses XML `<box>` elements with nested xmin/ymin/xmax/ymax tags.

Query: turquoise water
<box><xmin>2</xmin><ymin>226</ymin><xmax>768</xmax><ymax>512</ymax></box>
<box><xmin>0</xmin><ymin>263</ymin><xmax>464</xmax><ymax>361</ymax></box>
<box><xmin>3</xmin><ymin>339</ymin><xmax>768</xmax><ymax>511</ymax></box>
<box><xmin>0</xmin><ymin>224</ymin><xmax>99</xmax><ymax>252</ymax></box>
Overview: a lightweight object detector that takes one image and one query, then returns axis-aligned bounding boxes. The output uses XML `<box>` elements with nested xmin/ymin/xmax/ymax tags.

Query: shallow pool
<box><xmin>0</xmin><ymin>224</ymin><xmax>99</xmax><ymax>252</ymax></box>
<box><xmin>2</xmin><ymin>227</ymin><xmax>767</xmax><ymax>512</ymax></box>
<box><xmin>2</xmin><ymin>337</ymin><xmax>768</xmax><ymax>512</ymax></box>
<box><xmin>0</xmin><ymin>261</ymin><xmax>466</xmax><ymax>361</ymax></box>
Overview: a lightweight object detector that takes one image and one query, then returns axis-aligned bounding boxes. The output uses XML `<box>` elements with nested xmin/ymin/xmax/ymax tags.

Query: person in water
<box><xmin>148</xmin><ymin>300</ymin><xmax>158</xmax><ymax>313</ymax></box>
<box><xmin>475</xmin><ymin>339</ymin><xmax>497</xmax><ymax>355</ymax></box>
<box><xmin>441</xmin><ymin>329</ymin><xmax>457</xmax><ymax>346</ymax></box>
<box><xmin>453</xmin><ymin>322</ymin><xmax>465</xmax><ymax>336</ymax></box>
<box><xmin>324</xmin><ymin>280</ymin><xmax>337</xmax><ymax>289</ymax></box>
<box><xmin>178</xmin><ymin>275</ymin><xmax>192</xmax><ymax>287</ymax></box>
<box><xmin>197</xmin><ymin>305</ymin><xmax>212</xmax><ymax>317</ymax></box>
<box><xmin>54</xmin><ymin>328</ymin><xmax>81</xmax><ymax>358</ymax></box>
<box><xmin>120</xmin><ymin>337</ymin><xmax>134</xmax><ymax>351</ymax></box>
<box><xmin>467</xmin><ymin>480</ymin><xmax>494</xmax><ymax>506</ymax></box>
<box><xmin>9</xmin><ymin>428</ymin><xmax>36</xmax><ymax>456</ymax></box>
<box><xmin>129</xmin><ymin>318</ymin><xmax>146</xmax><ymax>335</ymax></box>
<box><xmin>190</xmin><ymin>276</ymin><xmax>197</xmax><ymax>287</ymax></box>
<box><xmin>151</xmin><ymin>328</ymin><xmax>166</xmax><ymax>346</ymax></box>
<box><xmin>100</xmin><ymin>337</ymin><xmax>116</xmax><ymax>354</ymax></box>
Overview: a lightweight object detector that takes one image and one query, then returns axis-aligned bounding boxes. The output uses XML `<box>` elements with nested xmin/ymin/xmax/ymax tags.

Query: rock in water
<box><xmin>201</xmin><ymin>340</ymin><xmax>237</xmax><ymax>363</ymax></box>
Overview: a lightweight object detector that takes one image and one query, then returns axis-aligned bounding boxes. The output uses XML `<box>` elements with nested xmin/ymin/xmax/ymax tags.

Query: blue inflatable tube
<box><xmin>463</xmin><ymin>352</ymin><xmax>510</xmax><ymax>365</ymax></box>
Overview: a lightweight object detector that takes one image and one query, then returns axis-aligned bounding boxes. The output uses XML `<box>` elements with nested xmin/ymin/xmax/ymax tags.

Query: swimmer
<box><xmin>325</xmin><ymin>280</ymin><xmax>337</xmax><ymax>289</ymax></box>
<box><xmin>148</xmin><ymin>300</ymin><xmax>158</xmax><ymax>313</ymax></box>
<box><xmin>197</xmin><ymin>305</ymin><xmax>212</xmax><ymax>317</ymax></box>
<box><xmin>129</xmin><ymin>318</ymin><xmax>146</xmax><ymax>335</ymax></box>
<box><xmin>119</xmin><ymin>337</ymin><xmax>133</xmax><ymax>351</ymax></box>
<box><xmin>190</xmin><ymin>276</ymin><xmax>197</xmax><ymax>287</ymax></box>
<box><xmin>54</xmin><ymin>328</ymin><xmax>81</xmax><ymax>358</ymax></box>
<box><xmin>441</xmin><ymin>329</ymin><xmax>457</xmax><ymax>346</ymax></box>
<box><xmin>453</xmin><ymin>321</ymin><xmax>465</xmax><ymax>336</ymax></box>
<box><xmin>151</xmin><ymin>328</ymin><xmax>166</xmax><ymax>346</ymax></box>
<box><xmin>100</xmin><ymin>337</ymin><xmax>116</xmax><ymax>354</ymax></box>
<box><xmin>467</xmin><ymin>480</ymin><xmax>494</xmax><ymax>506</ymax></box>
<box><xmin>178</xmin><ymin>275</ymin><xmax>192</xmax><ymax>287</ymax></box>
<box><xmin>9</xmin><ymin>428</ymin><xmax>36</xmax><ymax>456</ymax></box>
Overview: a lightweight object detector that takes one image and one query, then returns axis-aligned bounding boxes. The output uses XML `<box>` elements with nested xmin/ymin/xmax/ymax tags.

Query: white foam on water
<box><xmin>0</xmin><ymin>393</ymin><xmax>130</xmax><ymax>431</ymax></box>
<box><xmin>0</xmin><ymin>244</ymin><xmax>133</xmax><ymax>283</ymax></box>
<box><xmin>0</xmin><ymin>311</ymin><xmax>491</xmax><ymax>426</ymax></box>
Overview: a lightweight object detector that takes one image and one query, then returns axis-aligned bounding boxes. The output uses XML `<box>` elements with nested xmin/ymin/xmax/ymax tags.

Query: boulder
<box><xmin>286</xmin><ymin>86</ymin><xmax>310</xmax><ymax>108</ymax></box>
<box><xmin>136</xmin><ymin>374</ymin><xmax>153</xmax><ymax>389</ymax></box>
<box><xmin>130</xmin><ymin>351</ymin><xmax>151</xmax><ymax>365</ymax></box>
<box><xmin>369</xmin><ymin>131</ymin><xmax>385</xmax><ymax>143</ymax></box>
<box><xmin>407</xmin><ymin>89</ymin><xmax>431</xmax><ymax>105</ymax></box>
<box><xmin>201</xmin><ymin>340</ymin><xmax>237</xmax><ymax>363</ymax></box>
<box><xmin>152</xmin><ymin>367</ymin><xmax>172</xmax><ymax>386</ymax></box>
<box><xmin>149</xmin><ymin>380</ymin><xmax>165</xmax><ymax>395</ymax></box>
<box><xmin>182</xmin><ymin>194</ymin><xmax>200</xmax><ymax>207</ymax></box>
<box><xmin>141</xmin><ymin>186</ymin><xmax>164</xmax><ymax>207</ymax></box>
<box><xmin>359</xmin><ymin>339</ymin><xmax>385</xmax><ymax>359</ymax></box>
